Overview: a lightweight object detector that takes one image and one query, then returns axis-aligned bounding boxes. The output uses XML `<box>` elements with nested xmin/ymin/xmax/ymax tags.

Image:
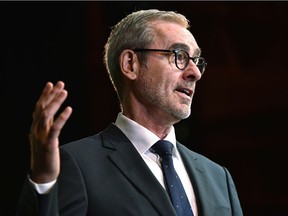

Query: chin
<box><xmin>172</xmin><ymin>109</ymin><xmax>191</xmax><ymax>120</ymax></box>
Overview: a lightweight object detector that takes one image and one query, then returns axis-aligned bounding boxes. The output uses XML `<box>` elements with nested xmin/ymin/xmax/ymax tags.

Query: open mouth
<box><xmin>176</xmin><ymin>88</ymin><xmax>192</xmax><ymax>97</ymax></box>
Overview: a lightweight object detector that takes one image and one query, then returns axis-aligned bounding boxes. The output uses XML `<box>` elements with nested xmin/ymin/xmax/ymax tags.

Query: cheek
<box><xmin>162</xmin><ymin>73</ymin><xmax>178</xmax><ymax>91</ymax></box>
<box><xmin>141</xmin><ymin>62</ymin><xmax>177</xmax><ymax>94</ymax></box>
<box><xmin>157</xmin><ymin>74</ymin><xmax>179</xmax><ymax>98</ymax></box>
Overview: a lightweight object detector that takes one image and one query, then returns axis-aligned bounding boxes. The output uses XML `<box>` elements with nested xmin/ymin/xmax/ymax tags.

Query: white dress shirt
<box><xmin>30</xmin><ymin>112</ymin><xmax>198</xmax><ymax>215</ymax></box>
<box><xmin>115</xmin><ymin>113</ymin><xmax>198</xmax><ymax>215</ymax></box>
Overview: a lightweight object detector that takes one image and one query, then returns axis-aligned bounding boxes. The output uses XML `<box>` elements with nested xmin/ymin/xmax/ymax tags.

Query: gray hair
<box><xmin>104</xmin><ymin>9</ymin><xmax>190</xmax><ymax>101</ymax></box>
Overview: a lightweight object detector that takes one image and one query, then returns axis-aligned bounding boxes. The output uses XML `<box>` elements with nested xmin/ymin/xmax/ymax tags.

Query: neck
<box><xmin>122</xmin><ymin>102</ymin><xmax>177</xmax><ymax>140</ymax></box>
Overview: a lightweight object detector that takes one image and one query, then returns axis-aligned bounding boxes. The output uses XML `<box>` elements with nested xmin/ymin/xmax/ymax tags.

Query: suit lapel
<box><xmin>101</xmin><ymin>124</ymin><xmax>176</xmax><ymax>216</ymax></box>
<box><xmin>177</xmin><ymin>143</ymin><xmax>214</xmax><ymax>216</ymax></box>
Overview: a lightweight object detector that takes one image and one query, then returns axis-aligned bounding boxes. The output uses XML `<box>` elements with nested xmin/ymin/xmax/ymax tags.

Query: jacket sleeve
<box><xmin>15</xmin><ymin>176</ymin><xmax>59</xmax><ymax>216</ymax></box>
<box><xmin>15</xmin><ymin>147</ymin><xmax>88</xmax><ymax>216</ymax></box>
<box><xmin>223</xmin><ymin>167</ymin><xmax>243</xmax><ymax>216</ymax></box>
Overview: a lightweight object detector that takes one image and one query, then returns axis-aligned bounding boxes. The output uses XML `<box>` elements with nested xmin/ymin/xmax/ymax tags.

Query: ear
<box><xmin>119</xmin><ymin>49</ymin><xmax>139</xmax><ymax>80</ymax></box>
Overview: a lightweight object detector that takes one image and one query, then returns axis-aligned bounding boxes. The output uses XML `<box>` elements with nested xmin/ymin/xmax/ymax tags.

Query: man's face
<box><xmin>134</xmin><ymin>21</ymin><xmax>202</xmax><ymax>123</ymax></box>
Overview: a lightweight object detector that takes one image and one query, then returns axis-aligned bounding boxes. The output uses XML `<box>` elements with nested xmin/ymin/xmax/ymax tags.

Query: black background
<box><xmin>1</xmin><ymin>1</ymin><xmax>288</xmax><ymax>215</ymax></box>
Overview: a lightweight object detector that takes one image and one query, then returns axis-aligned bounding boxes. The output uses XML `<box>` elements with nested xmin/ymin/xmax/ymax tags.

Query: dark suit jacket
<box><xmin>16</xmin><ymin>124</ymin><xmax>243</xmax><ymax>216</ymax></box>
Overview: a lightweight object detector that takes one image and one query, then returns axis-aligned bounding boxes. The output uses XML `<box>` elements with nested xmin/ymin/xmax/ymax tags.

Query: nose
<box><xmin>182</xmin><ymin>61</ymin><xmax>202</xmax><ymax>81</ymax></box>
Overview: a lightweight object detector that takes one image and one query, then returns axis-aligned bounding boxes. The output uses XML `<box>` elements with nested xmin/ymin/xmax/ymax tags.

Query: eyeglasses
<box><xmin>133</xmin><ymin>49</ymin><xmax>207</xmax><ymax>74</ymax></box>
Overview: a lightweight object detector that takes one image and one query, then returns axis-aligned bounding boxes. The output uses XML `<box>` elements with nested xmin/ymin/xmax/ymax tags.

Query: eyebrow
<box><xmin>169</xmin><ymin>43</ymin><xmax>202</xmax><ymax>57</ymax></box>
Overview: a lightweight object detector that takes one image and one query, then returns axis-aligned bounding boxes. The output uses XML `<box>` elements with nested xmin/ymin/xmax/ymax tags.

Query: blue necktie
<box><xmin>151</xmin><ymin>140</ymin><xmax>193</xmax><ymax>216</ymax></box>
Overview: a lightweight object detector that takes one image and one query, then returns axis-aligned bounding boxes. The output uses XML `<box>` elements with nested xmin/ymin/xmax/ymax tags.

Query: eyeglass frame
<box><xmin>133</xmin><ymin>48</ymin><xmax>207</xmax><ymax>74</ymax></box>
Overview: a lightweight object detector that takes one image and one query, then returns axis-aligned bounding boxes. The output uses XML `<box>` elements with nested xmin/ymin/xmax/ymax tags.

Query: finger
<box><xmin>31</xmin><ymin>86</ymin><xmax>70</xmax><ymax>142</ymax></box>
<box><xmin>48</xmin><ymin>106</ymin><xmax>73</xmax><ymax>142</ymax></box>
<box><xmin>35</xmin><ymin>88</ymin><xmax>69</xmax><ymax>133</ymax></box>
<box><xmin>36</xmin><ymin>81</ymin><xmax>65</xmax><ymax>111</ymax></box>
<box><xmin>33</xmin><ymin>81</ymin><xmax>67</xmax><ymax>121</ymax></box>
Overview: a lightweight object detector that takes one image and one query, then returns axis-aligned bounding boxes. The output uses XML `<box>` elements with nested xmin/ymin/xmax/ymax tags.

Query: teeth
<box><xmin>176</xmin><ymin>88</ymin><xmax>190</xmax><ymax>96</ymax></box>
<box><xmin>180</xmin><ymin>89</ymin><xmax>189</xmax><ymax>95</ymax></box>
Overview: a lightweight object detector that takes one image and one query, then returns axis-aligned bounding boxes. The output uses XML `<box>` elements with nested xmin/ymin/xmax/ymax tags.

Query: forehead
<box><xmin>151</xmin><ymin>21</ymin><xmax>200</xmax><ymax>55</ymax></box>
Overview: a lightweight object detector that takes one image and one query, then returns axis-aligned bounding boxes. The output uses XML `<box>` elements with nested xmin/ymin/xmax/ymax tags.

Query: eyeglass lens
<box><xmin>175</xmin><ymin>50</ymin><xmax>206</xmax><ymax>74</ymax></box>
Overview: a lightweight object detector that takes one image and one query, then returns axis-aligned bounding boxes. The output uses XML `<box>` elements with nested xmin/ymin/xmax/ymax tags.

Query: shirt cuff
<box><xmin>28</xmin><ymin>176</ymin><xmax>57</xmax><ymax>194</ymax></box>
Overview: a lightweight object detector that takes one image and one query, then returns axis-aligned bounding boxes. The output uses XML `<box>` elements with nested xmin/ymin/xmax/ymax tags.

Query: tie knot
<box><xmin>151</xmin><ymin>140</ymin><xmax>174</xmax><ymax>157</ymax></box>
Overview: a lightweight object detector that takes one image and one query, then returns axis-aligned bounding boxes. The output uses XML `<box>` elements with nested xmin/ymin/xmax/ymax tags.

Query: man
<box><xmin>16</xmin><ymin>9</ymin><xmax>243</xmax><ymax>216</ymax></box>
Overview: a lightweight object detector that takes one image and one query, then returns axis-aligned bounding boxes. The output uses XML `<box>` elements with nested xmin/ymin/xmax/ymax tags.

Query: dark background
<box><xmin>1</xmin><ymin>1</ymin><xmax>287</xmax><ymax>215</ymax></box>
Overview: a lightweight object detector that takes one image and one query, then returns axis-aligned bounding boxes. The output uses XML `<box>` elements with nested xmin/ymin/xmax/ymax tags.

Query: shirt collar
<box><xmin>115</xmin><ymin>113</ymin><xmax>178</xmax><ymax>156</ymax></box>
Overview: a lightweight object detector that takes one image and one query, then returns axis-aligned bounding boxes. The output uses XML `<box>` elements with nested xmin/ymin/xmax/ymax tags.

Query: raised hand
<box><xmin>29</xmin><ymin>81</ymin><xmax>73</xmax><ymax>183</ymax></box>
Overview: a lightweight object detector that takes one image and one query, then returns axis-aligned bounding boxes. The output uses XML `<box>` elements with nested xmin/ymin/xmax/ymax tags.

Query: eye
<box><xmin>192</xmin><ymin>57</ymin><xmax>199</xmax><ymax>65</ymax></box>
<box><xmin>176</xmin><ymin>50</ymin><xmax>188</xmax><ymax>63</ymax></box>
<box><xmin>193</xmin><ymin>57</ymin><xmax>206</xmax><ymax>65</ymax></box>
